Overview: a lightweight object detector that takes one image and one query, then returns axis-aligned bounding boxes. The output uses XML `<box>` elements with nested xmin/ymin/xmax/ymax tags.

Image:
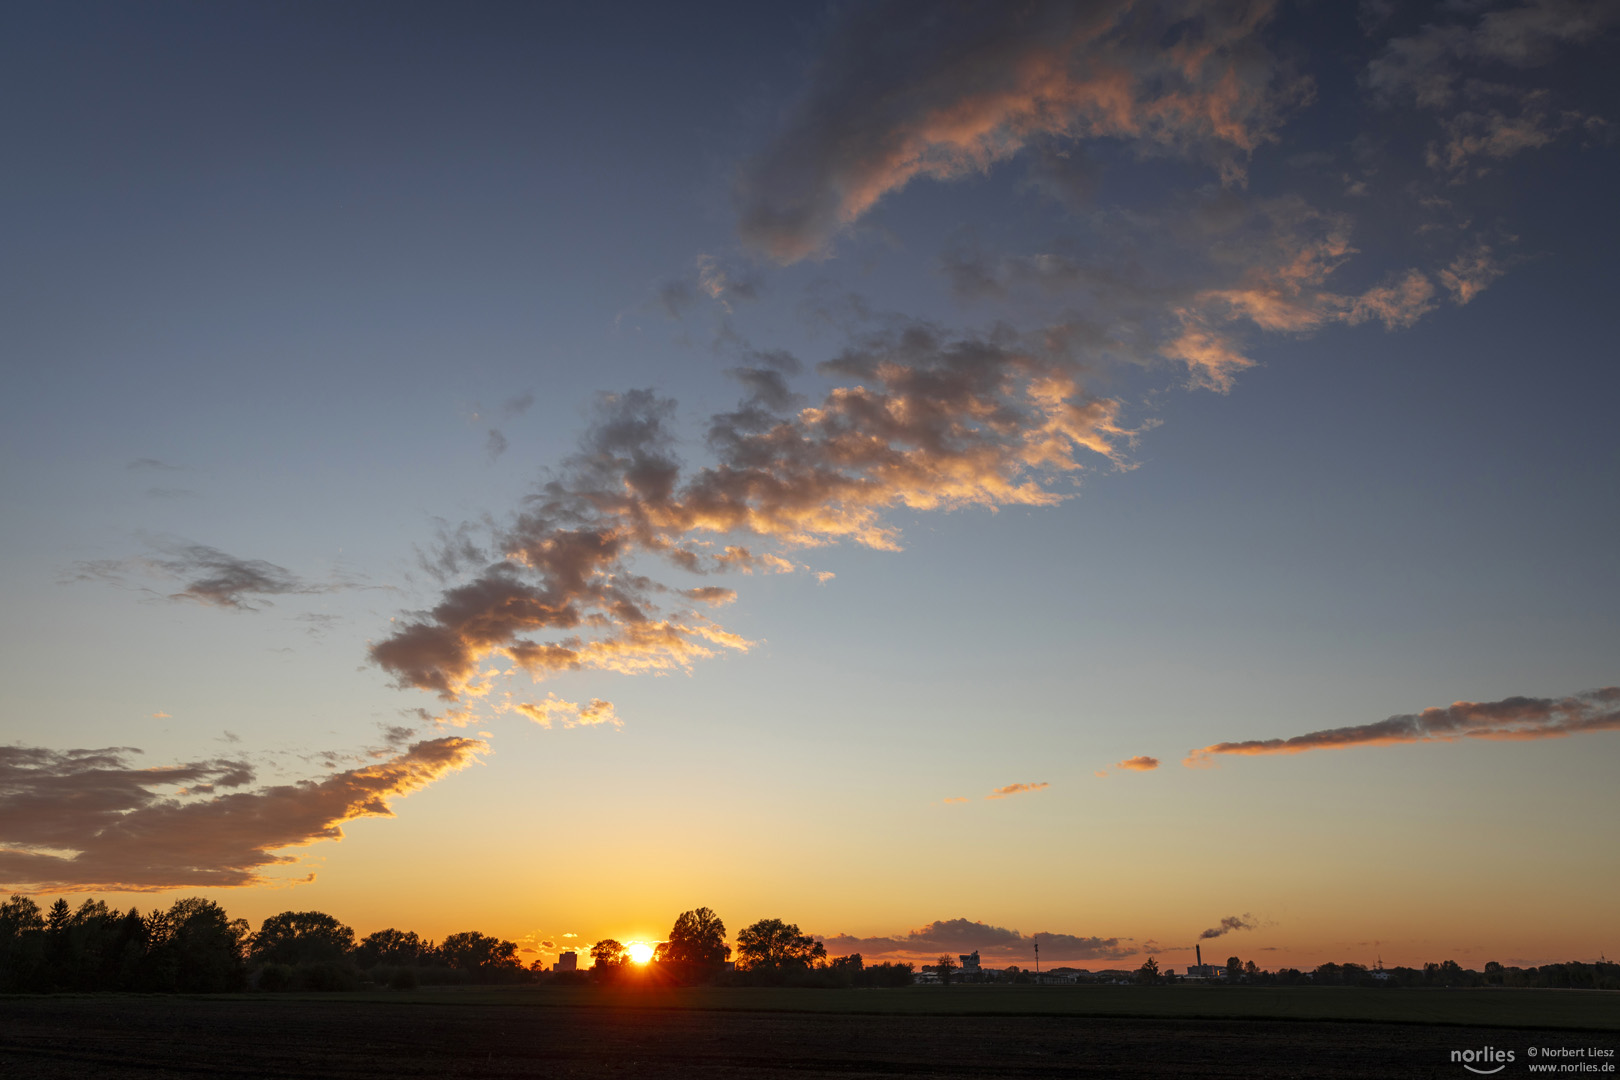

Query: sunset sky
<box><xmin>3</xmin><ymin>0</ymin><xmax>1617</xmax><ymax>973</ymax></box>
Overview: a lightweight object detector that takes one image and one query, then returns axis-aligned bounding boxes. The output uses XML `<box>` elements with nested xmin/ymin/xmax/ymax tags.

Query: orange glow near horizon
<box><xmin>627</xmin><ymin>941</ymin><xmax>655</xmax><ymax>964</ymax></box>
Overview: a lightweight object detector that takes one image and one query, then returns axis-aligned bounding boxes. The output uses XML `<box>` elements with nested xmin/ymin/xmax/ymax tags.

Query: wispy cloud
<box><xmin>1115</xmin><ymin>756</ymin><xmax>1159</xmax><ymax>771</ymax></box>
<box><xmin>1364</xmin><ymin>0</ymin><xmax>1615</xmax><ymax>178</ymax></box>
<box><xmin>736</xmin><ymin>0</ymin><xmax>1306</xmax><ymax>262</ymax></box>
<box><xmin>70</xmin><ymin>540</ymin><xmax>358</xmax><ymax>611</ymax></box>
<box><xmin>986</xmin><ymin>781</ymin><xmax>1049</xmax><ymax>800</ymax></box>
<box><xmin>0</xmin><ymin>737</ymin><xmax>485</xmax><ymax>892</ymax></box>
<box><xmin>1185</xmin><ymin>687</ymin><xmax>1620</xmax><ymax>766</ymax></box>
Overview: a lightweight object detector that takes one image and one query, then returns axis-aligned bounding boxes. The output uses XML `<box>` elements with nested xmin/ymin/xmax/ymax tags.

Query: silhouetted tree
<box><xmin>0</xmin><ymin>895</ymin><xmax>47</xmax><ymax>992</ymax></box>
<box><xmin>655</xmin><ymin>907</ymin><xmax>728</xmax><ymax>981</ymax></box>
<box><xmin>252</xmin><ymin>911</ymin><xmax>355</xmax><ymax>966</ymax></box>
<box><xmin>166</xmin><ymin>898</ymin><xmax>248</xmax><ymax>992</ymax></box>
<box><xmin>589</xmin><ymin>938</ymin><xmax>627</xmax><ymax>981</ymax></box>
<box><xmin>355</xmin><ymin>928</ymin><xmax>428</xmax><ymax>968</ymax></box>
<box><xmin>1226</xmin><ymin>955</ymin><xmax>1242</xmax><ymax>982</ymax></box>
<box><xmin>736</xmin><ymin>919</ymin><xmax>826</xmax><ymax>975</ymax></box>
<box><xmin>824</xmin><ymin>953</ymin><xmax>864</xmax><ymax>987</ymax></box>
<box><xmin>440</xmin><ymin>931</ymin><xmax>522</xmax><ymax>982</ymax></box>
<box><xmin>1137</xmin><ymin>956</ymin><xmax>1160</xmax><ymax>984</ymax></box>
<box><xmin>935</xmin><ymin>954</ymin><xmax>957</xmax><ymax>985</ymax></box>
<box><xmin>866</xmin><ymin>961</ymin><xmax>915</xmax><ymax>987</ymax></box>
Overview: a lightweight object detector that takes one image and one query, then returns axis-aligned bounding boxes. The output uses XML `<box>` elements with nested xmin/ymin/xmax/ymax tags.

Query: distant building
<box><xmin>958</xmin><ymin>951</ymin><xmax>981</xmax><ymax>974</ymax></box>
<box><xmin>554</xmin><ymin>951</ymin><xmax>578</xmax><ymax>972</ymax></box>
<box><xmin>1184</xmin><ymin>944</ymin><xmax>1224</xmax><ymax>980</ymax></box>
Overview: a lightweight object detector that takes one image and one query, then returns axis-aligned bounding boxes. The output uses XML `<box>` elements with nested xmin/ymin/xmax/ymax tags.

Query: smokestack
<box><xmin>1196</xmin><ymin>944</ymin><xmax>1202</xmax><ymax>968</ymax></box>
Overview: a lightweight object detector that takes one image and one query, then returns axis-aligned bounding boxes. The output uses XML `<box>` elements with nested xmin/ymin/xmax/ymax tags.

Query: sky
<box><xmin>2</xmin><ymin>0</ymin><xmax>1617</xmax><ymax>973</ymax></box>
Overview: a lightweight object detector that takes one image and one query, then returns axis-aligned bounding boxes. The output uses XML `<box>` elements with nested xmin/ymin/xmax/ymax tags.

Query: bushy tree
<box><xmin>935</xmin><ymin>954</ymin><xmax>957</xmax><ymax>985</ymax></box>
<box><xmin>1137</xmin><ymin>956</ymin><xmax>1160</xmax><ymax>984</ymax></box>
<box><xmin>736</xmin><ymin>918</ymin><xmax>826</xmax><ymax>974</ymax></box>
<box><xmin>355</xmin><ymin>928</ymin><xmax>428</xmax><ymax>968</ymax></box>
<box><xmin>440</xmin><ymin>931</ymin><xmax>522</xmax><ymax>982</ymax></box>
<box><xmin>655</xmin><ymin>907</ymin><xmax>728</xmax><ymax>980</ymax></box>
<box><xmin>588</xmin><ymin>938</ymin><xmax>627</xmax><ymax>982</ymax></box>
<box><xmin>251</xmin><ymin>911</ymin><xmax>355</xmax><ymax>966</ymax></box>
<box><xmin>165</xmin><ymin>898</ymin><xmax>249</xmax><ymax>992</ymax></box>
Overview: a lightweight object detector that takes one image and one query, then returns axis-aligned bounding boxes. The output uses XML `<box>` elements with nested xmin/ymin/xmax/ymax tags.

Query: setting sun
<box><xmin>627</xmin><ymin>942</ymin><xmax>655</xmax><ymax>965</ymax></box>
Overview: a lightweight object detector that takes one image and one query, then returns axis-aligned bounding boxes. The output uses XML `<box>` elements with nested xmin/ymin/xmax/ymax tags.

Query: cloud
<box><xmin>70</xmin><ymin>540</ymin><xmax>347</xmax><ymax>611</ymax></box>
<box><xmin>127</xmin><ymin>458</ymin><xmax>183</xmax><ymax>472</ymax></box>
<box><xmin>486</xmin><ymin>429</ymin><xmax>510</xmax><ymax>461</ymax></box>
<box><xmin>372</xmin><ymin>331</ymin><xmax>1128</xmax><ymax>701</ymax></box>
<box><xmin>1364</xmin><ymin>1</ymin><xmax>1615</xmax><ymax>178</ymax></box>
<box><xmin>986</xmin><ymin>781</ymin><xmax>1048</xmax><ymax>800</ymax></box>
<box><xmin>504</xmin><ymin>693</ymin><xmax>620</xmax><ymax>730</ymax></box>
<box><xmin>1116</xmin><ymin>756</ymin><xmax>1159</xmax><ymax>771</ymax></box>
<box><xmin>819</xmin><ymin>917</ymin><xmax>1132</xmax><ymax>964</ymax></box>
<box><xmin>500</xmin><ymin>393</ymin><xmax>535</xmax><ymax>419</ymax></box>
<box><xmin>369</xmin><ymin>3</ymin><xmax>1566</xmax><ymax>720</ymax></box>
<box><xmin>1185</xmin><ymin>687</ymin><xmax>1620</xmax><ymax>766</ymax></box>
<box><xmin>736</xmin><ymin>0</ymin><xmax>1307</xmax><ymax>262</ymax></box>
<box><xmin>1365</xmin><ymin>0</ymin><xmax>1617</xmax><ymax>109</ymax></box>
<box><xmin>0</xmin><ymin>737</ymin><xmax>484</xmax><ymax>891</ymax></box>
<box><xmin>1200</xmin><ymin>913</ymin><xmax>1258</xmax><ymax>939</ymax></box>
<box><xmin>1439</xmin><ymin>244</ymin><xmax>1507</xmax><ymax>304</ymax></box>
<box><xmin>942</xmin><ymin>796</ymin><xmax>968</xmax><ymax>804</ymax></box>
<box><xmin>659</xmin><ymin>255</ymin><xmax>762</xmax><ymax>316</ymax></box>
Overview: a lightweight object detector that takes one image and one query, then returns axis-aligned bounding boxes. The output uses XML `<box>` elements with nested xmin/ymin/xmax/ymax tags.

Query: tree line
<box><xmin>1125</xmin><ymin>954</ymin><xmax>1620</xmax><ymax>990</ymax></box>
<box><xmin>11</xmin><ymin>894</ymin><xmax>1602</xmax><ymax>995</ymax></box>
<box><xmin>587</xmin><ymin>909</ymin><xmax>913</xmax><ymax>988</ymax></box>
<box><xmin>0</xmin><ymin>894</ymin><xmax>529</xmax><ymax>993</ymax></box>
<box><xmin>0</xmin><ymin>896</ymin><xmax>913</xmax><ymax>993</ymax></box>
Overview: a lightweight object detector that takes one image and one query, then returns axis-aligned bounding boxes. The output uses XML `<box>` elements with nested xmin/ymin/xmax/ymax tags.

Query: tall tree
<box><xmin>0</xmin><ymin>895</ymin><xmax>47</xmax><ymax>992</ymax></box>
<box><xmin>166</xmin><ymin>898</ymin><xmax>248</xmax><ymax>993</ymax></box>
<box><xmin>935</xmin><ymin>954</ymin><xmax>957</xmax><ymax>985</ymax></box>
<box><xmin>655</xmin><ymin>907</ymin><xmax>729</xmax><ymax>980</ymax></box>
<box><xmin>589</xmin><ymin>938</ymin><xmax>627</xmax><ymax>981</ymax></box>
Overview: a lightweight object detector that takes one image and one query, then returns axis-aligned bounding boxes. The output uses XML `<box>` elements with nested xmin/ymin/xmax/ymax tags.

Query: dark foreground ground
<box><xmin>1</xmin><ymin>993</ymin><xmax>1614</xmax><ymax>1079</ymax></box>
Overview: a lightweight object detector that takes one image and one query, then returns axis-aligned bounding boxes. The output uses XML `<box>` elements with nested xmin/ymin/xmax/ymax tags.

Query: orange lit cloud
<box><xmin>373</xmin><ymin>337</ymin><xmax>1127</xmax><ymax>703</ymax></box>
<box><xmin>1185</xmin><ymin>687</ymin><xmax>1620</xmax><ymax>766</ymax></box>
<box><xmin>0</xmin><ymin>737</ymin><xmax>485</xmax><ymax>892</ymax></box>
<box><xmin>986</xmin><ymin>781</ymin><xmax>1049</xmax><ymax>800</ymax></box>
<box><xmin>736</xmin><ymin>1</ymin><xmax>1304</xmax><ymax>262</ymax></box>
<box><xmin>1116</xmin><ymin>756</ymin><xmax>1159</xmax><ymax>771</ymax></box>
<box><xmin>506</xmin><ymin>693</ymin><xmax>620</xmax><ymax>730</ymax></box>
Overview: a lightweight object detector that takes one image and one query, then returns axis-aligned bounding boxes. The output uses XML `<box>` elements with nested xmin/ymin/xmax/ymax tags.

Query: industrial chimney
<box><xmin>1196</xmin><ymin>944</ymin><xmax>1202</xmax><ymax>968</ymax></box>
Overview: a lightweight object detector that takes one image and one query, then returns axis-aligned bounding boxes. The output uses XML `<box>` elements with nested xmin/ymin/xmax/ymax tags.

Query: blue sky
<box><xmin>2</xmin><ymin>0</ymin><xmax>1616</xmax><ymax>969</ymax></box>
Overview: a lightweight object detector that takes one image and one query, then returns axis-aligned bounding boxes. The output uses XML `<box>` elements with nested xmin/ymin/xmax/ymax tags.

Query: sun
<box><xmin>627</xmin><ymin>942</ymin><xmax>655</xmax><ymax>964</ymax></box>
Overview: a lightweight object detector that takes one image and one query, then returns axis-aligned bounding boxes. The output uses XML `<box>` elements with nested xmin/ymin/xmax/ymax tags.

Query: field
<box><xmin>1</xmin><ymin>986</ymin><xmax>1614</xmax><ymax>1079</ymax></box>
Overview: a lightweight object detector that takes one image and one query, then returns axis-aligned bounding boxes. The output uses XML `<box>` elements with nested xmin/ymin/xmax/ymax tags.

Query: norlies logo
<box><xmin>1453</xmin><ymin>1047</ymin><xmax>1516</xmax><ymax>1074</ymax></box>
